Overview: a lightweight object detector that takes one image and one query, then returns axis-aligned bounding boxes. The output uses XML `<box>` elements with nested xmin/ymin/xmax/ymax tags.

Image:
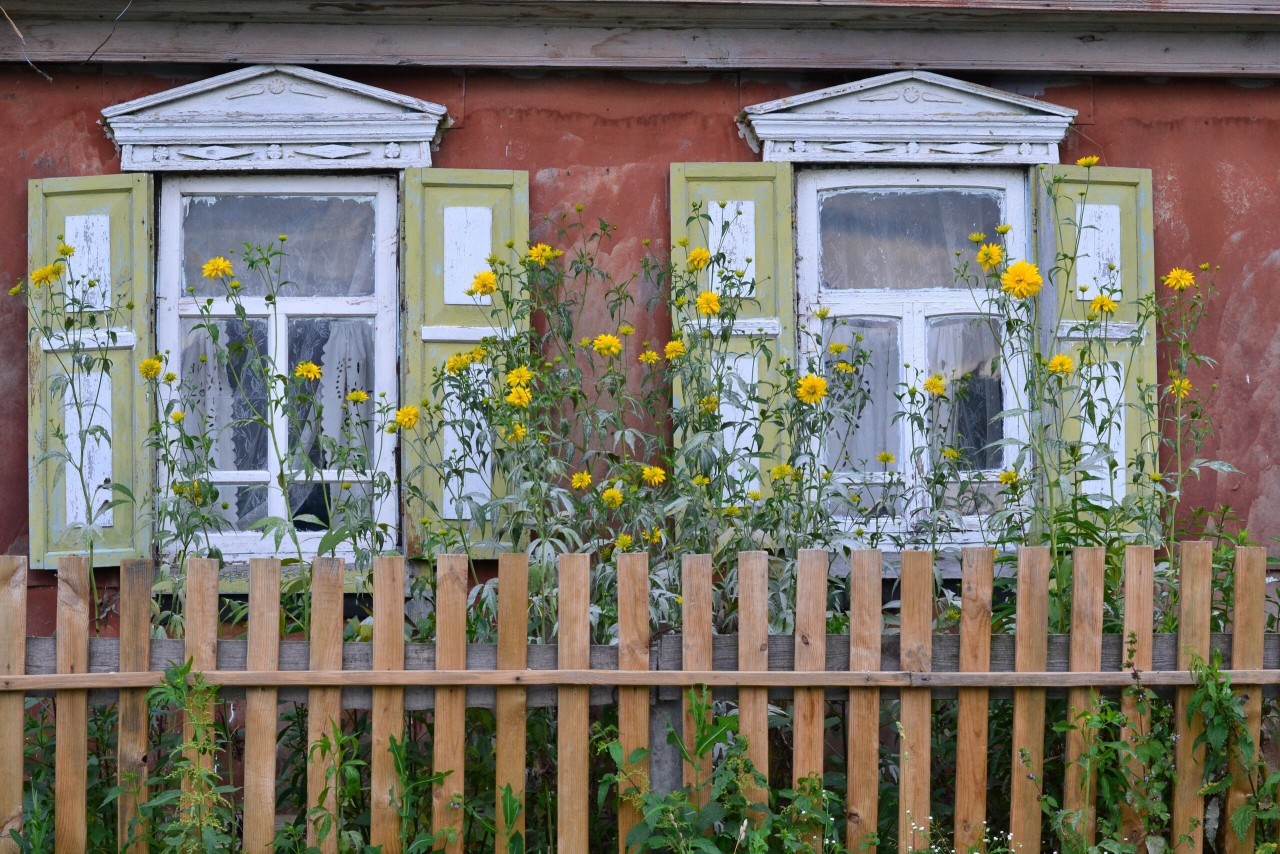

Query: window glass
<box><xmin>928</xmin><ymin>316</ymin><xmax>1002</xmax><ymax>471</ymax></box>
<box><xmin>826</xmin><ymin>317</ymin><xmax>899</xmax><ymax>472</ymax></box>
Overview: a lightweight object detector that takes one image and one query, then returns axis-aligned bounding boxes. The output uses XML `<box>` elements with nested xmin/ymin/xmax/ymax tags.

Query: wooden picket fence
<box><xmin>0</xmin><ymin>544</ymin><xmax>1274</xmax><ymax>853</ymax></box>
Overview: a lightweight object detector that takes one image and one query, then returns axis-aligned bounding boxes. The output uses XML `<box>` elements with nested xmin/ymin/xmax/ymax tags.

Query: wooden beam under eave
<box><xmin>6</xmin><ymin>20</ymin><xmax>1280</xmax><ymax>75</ymax></box>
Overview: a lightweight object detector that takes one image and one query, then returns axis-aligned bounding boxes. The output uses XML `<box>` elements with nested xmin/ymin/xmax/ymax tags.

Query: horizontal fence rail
<box><xmin>0</xmin><ymin>544</ymin><xmax>1272</xmax><ymax>853</ymax></box>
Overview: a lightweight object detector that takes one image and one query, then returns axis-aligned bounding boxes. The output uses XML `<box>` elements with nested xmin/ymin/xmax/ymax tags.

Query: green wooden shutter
<box><xmin>1039</xmin><ymin>164</ymin><xmax>1157</xmax><ymax>499</ymax></box>
<box><xmin>401</xmin><ymin>168</ymin><xmax>529</xmax><ymax>555</ymax></box>
<box><xmin>670</xmin><ymin>162</ymin><xmax>796</xmax><ymax>483</ymax></box>
<box><xmin>27</xmin><ymin>174</ymin><xmax>154</xmax><ymax>569</ymax></box>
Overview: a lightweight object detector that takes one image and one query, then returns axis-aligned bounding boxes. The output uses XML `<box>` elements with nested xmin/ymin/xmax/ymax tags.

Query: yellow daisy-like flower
<box><xmin>170</xmin><ymin>410</ymin><xmax>186</xmax><ymax>424</ymax></box>
<box><xmin>1046</xmin><ymin>354</ymin><xmax>1075</xmax><ymax>376</ymax></box>
<box><xmin>995</xmin><ymin>223</ymin><xmax>1013</xmax><ymax>235</ymax></box>
<box><xmin>505</xmin><ymin>386</ymin><xmax>532</xmax><ymax>408</ymax></box>
<box><xmin>1089</xmin><ymin>294</ymin><xmax>1118</xmax><ymax>315</ymax></box>
<box><xmin>692</xmin><ymin>474</ymin><xmax>711</xmax><ymax>487</ymax></box>
<box><xmin>641</xmin><ymin>465</ymin><xmax>666</xmax><ymax>487</ymax></box>
<box><xmin>592</xmin><ymin>333</ymin><xmax>622</xmax><ymax>358</ymax></box>
<box><xmin>724</xmin><ymin>504</ymin><xmax>741</xmax><ymax>517</ymax></box>
<box><xmin>616</xmin><ymin>533</ymin><xmax>634</xmax><ymax>551</ymax></box>
<box><xmin>664</xmin><ymin>340</ymin><xmax>686</xmax><ymax>360</ymax></box>
<box><xmin>1076</xmin><ymin>155</ymin><xmax>1100</xmax><ymax>168</ymax></box>
<box><xmin>29</xmin><ymin>263</ymin><xmax>62</xmax><ymax>288</ymax></box>
<box><xmin>747</xmin><ymin>489</ymin><xmax>763</xmax><ymax>501</ymax></box>
<box><xmin>923</xmin><ymin>374</ymin><xmax>946</xmax><ymax>396</ymax></box>
<box><xmin>695</xmin><ymin>291</ymin><xmax>721</xmax><ymax>316</ymax></box>
<box><xmin>1000</xmin><ymin>260</ymin><xmax>1044</xmax><ymax>300</ymax></box>
<box><xmin>527</xmin><ymin>243</ymin><xmax>559</xmax><ymax>266</ymax></box>
<box><xmin>57</xmin><ymin>241</ymin><xmax>75</xmax><ymax>258</ymax></box>
<box><xmin>469</xmin><ymin>270</ymin><xmax>498</xmax><ymax>297</ymax></box>
<box><xmin>676</xmin><ymin>237</ymin><xmax>690</xmax><ymax>248</ymax></box>
<box><xmin>163</xmin><ymin>372</ymin><xmax>177</xmax><ymax>383</ymax></box>
<box><xmin>445</xmin><ymin>352</ymin><xmax>474</xmax><ymax>375</ymax></box>
<box><xmin>942</xmin><ymin>446</ymin><xmax>961</xmax><ymax>461</ymax></box>
<box><xmin>698</xmin><ymin>394</ymin><xmax>719</xmax><ymax>415</ymax></box>
<box><xmin>138</xmin><ymin>357</ymin><xmax>163</xmax><ymax>381</ymax></box>
<box><xmin>7</xmin><ymin>284</ymin><xmax>21</xmax><ymax>297</ymax></box>
<box><xmin>346</xmin><ymin>389</ymin><xmax>370</xmax><ymax>403</ymax></box>
<box><xmin>394</xmin><ymin>405</ymin><xmax>420</xmax><ymax>430</ymax></box>
<box><xmin>967</xmin><ymin>231</ymin><xmax>986</xmax><ymax>244</ymax></box>
<box><xmin>602</xmin><ymin>487</ymin><xmax>623</xmax><ymax>509</ymax></box>
<box><xmin>875</xmin><ymin>451</ymin><xmax>895</xmax><ymax>465</ymax></box>
<box><xmin>646</xmin><ymin>527</ymin><xmax>662</xmax><ymax>545</ymax></box>
<box><xmin>1163</xmin><ymin>267</ymin><xmax>1196</xmax><ymax>291</ymax></box>
<box><xmin>1149</xmin><ymin>471</ymin><xmax>1163</xmax><ymax>483</ymax></box>
<box><xmin>998</xmin><ymin>469</ymin><xmax>1019</xmax><ymax>486</ymax></box>
<box><xmin>294</xmin><ymin>361</ymin><xmax>322</xmax><ymax>381</ymax></box>
<box><xmin>507</xmin><ymin>422</ymin><xmax>527</xmax><ymax>443</ymax></box>
<box><xmin>770</xmin><ymin>463</ymin><xmax>794</xmax><ymax>482</ymax></box>
<box><xmin>814</xmin><ymin>307</ymin><xmax>831</xmax><ymax>319</ymax></box>
<box><xmin>571</xmin><ymin>472</ymin><xmax>592</xmax><ymax>490</ymax></box>
<box><xmin>686</xmin><ymin>247</ymin><xmax>712</xmax><ymax>271</ymax></box>
<box><xmin>638</xmin><ymin>350</ymin><xmax>659</xmax><ymax>366</ymax></box>
<box><xmin>506</xmin><ymin>365</ymin><xmax>533</xmax><ymax>388</ymax></box>
<box><xmin>201</xmin><ymin>256</ymin><xmax>233</xmax><ymax>280</ymax></box>
<box><xmin>834</xmin><ymin>361</ymin><xmax>854</xmax><ymax>375</ymax></box>
<box><xmin>976</xmin><ymin>243</ymin><xmax>1005</xmax><ymax>272</ymax></box>
<box><xmin>795</xmin><ymin>374</ymin><xmax>828</xmax><ymax>405</ymax></box>
<box><xmin>618</xmin><ymin>323</ymin><xmax>636</xmax><ymax>337</ymax></box>
<box><xmin>827</xmin><ymin>342</ymin><xmax>849</xmax><ymax>356</ymax></box>
<box><xmin>1169</xmin><ymin>377</ymin><xmax>1192</xmax><ymax>399</ymax></box>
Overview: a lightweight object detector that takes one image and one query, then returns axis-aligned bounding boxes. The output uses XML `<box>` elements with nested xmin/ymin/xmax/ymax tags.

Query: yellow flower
<box><xmin>394</xmin><ymin>405</ymin><xmax>420</xmax><ymax>430</ymax></box>
<box><xmin>445</xmin><ymin>352</ymin><xmax>474</xmax><ymax>375</ymax></box>
<box><xmin>527</xmin><ymin>243</ymin><xmax>559</xmax><ymax>266</ymax></box>
<box><xmin>664</xmin><ymin>340</ymin><xmax>686</xmax><ymax>360</ymax></box>
<box><xmin>163</xmin><ymin>372</ymin><xmax>177</xmax><ymax>383</ymax></box>
<box><xmin>698</xmin><ymin>394</ymin><xmax>719</xmax><ymax>415</ymax></box>
<box><xmin>571</xmin><ymin>472</ymin><xmax>592</xmax><ymax>490</ymax></box>
<box><xmin>1169</xmin><ymin>377</ymin><xmax>1192</xmax><ymax>399</ymax></box>
<box><xmin>602</xmin><ymin>487</ymin><xmax>623</xmax><ymax>509</ymax></box>
<box><xmin>506</xmin><ymin>365</ymin><xmax>533</xmax><ymax>388</ymax></box>
<box><xmin>138</xmin><ymin>357</ymin><xmax>163</xmax><ymax>381</ymax></box>
<box><xmin>814</xmin><ymin>306</ymin><xmax>831</xmax><ymax>319</ymax></box>
<box><xmin>616</xmin><ymin>533</ymin><xmax>634</xmax><ymax>551</ymax></box>
<box><xmin>619</xmin><ymin>323</ymin><xmax>636</xmax><ymax>336</ymax></box>
<box><xmin>923</xmin><ymin>374</ymin><xmax>946</xmax><ymax>396</ymax></box>
<box><xmin>506</xmin><ymin>385</ymin><xmax>532</xmax><ymax>408</ymax></box>
<box><xmin>1076</xmin><ymin>155</ymin><xmax>1100</xmax><ymax>168</ymax></box>
<box><xmin>1046</xmin><ymin>353</ymin><xmax>1075</xmax><ymax>375</ymax></box>
<box><xmin>686</xmin><ymin>247</ymin><xmax>712</xmax><ymax>271</ymax></box>
<box><xmin>469</xmin><ymin>269</ymin><xmax>498</xmax><ymax>296</ymax></box>
<box><xmin>942</xmin><ymin>446</ymin><xmax>961</xmax><ymax>461</ymax></box>
<box><xmin>1089</xmin><ymin>294</ymin><xmax>1118</xmax><ymax>315</ymax></box>
<box><xmin>29</xmin><ymin>263</ymin><xmax>62</xmax><ymax>288</ymax></box>
<box><xmin>976</xmin><ymin>243</ymin><xmax>1005</xmax><ymax>272</ymax></box>
<box><xmin>998</xmin><ymin>469</ymin><xmax>1019</xmax><ymax>486</ymax></box>
<box><xmin>695</xmin><ymin>291</ymin><xmax>721</xmax><ymax>316</ymax></box>
<box><xmin>876</xmin><ymin>451</ymin><xmax>895</xmax><ymax>465</ymax></box>
<box><xmin>1000</xmin><ymin>260</ymin><xmax>1044</xmax><ymax>300</ymax></box>
<box><xmin>507</xmin><ymin>422</ymin><xmax>527</xmax><ymax>442</ymax></box>
<box><xmin>639</xmin><ymin>350</ymin><xmax>659</xmax><ymax>365</ymax></box>
<box><xmin>646</xmin><ymin>527</ymin><xmax>662</xmax><ymax>545</ymax></box>
<box><xmin>747</xmin><ymin>489</ymin><xmax>763</xmax><ymax>501</ymax></box>
<box><xmin>294</xmin><ymin>361</ymin><xmax>322</xmax><ymax>381</ymax></box>
<box><xmin>592</xmin><ymin>333</ymin><xmax>623</xmax><ymax>357</ymax></box>
<box><xmin>724</xmin><ymin>504</ymin><xmax>741</xmax><ymax>517</ymax></box>
<box><xmin>995</xmin><ymin>223</ymin><xmax>1012</xmax><ymax>235</ymax></box>
<box><xmin>170</xmin><ymin>410</ymin><xmax>186</xmax><ymax>424</ymax></box>
<box><xmin>967</xmin><ymin>232</ymin><xmax>986</xmax><ymax>244</ymax></box>
<box><xmin>676</xmin><ymin>237</ymin><xmax>690</xmax><ymax>248</ymax></box>
<box><xmin>1149</xmin><ymin>471</ymin><xmax>1163</xmax><ymax>483</ymax></box>
<box><xmin>641</xmin><ymin>465</ymin><xmax>666</xmax><ymax>487</ymax></box>
<box><xmin>827</xmin><ymin>342</ymin><xmax>849</xmax><ymax>356</ymax></box>
<box><xmin>346</xmin><ymin>389</ymin><xmax>370</xmax><ymax>403</ymax></box>
<box><xmin>834</xmin><ymin>361</ymin><xmax>855</xmax><ymax>375</ymax></box>
<box><xmin>1163</xmin><ymin>267</ymin><xmax>1196</xmax><ymax>291</ymax></box>
<box><xmin>770</xmin><ymin>463</ymin><xmax>794</xmax><ymax>481</ymax></box>
<box><xmin>795</xmin><ymin>374</ymin><xmax>828</xmax><ymax>405</ymax></box>
<box><xmin>7</xmin><ymin>284</ymin><xmax>21</xmax><ymax>297</ymax></box>
<box><xmin>57</xmin><ymin>241</ymin><xmax>75</xmax><ymax>257</ymax></box>
<box><xmin>201</xmin><ymin>256</ymin><xmax>233</xmax><ymax>279</ymax></box>
<box><xmin>692</xmin><ymin>474</ymin><xmax>710</xmax><ymax>487</ymax></box>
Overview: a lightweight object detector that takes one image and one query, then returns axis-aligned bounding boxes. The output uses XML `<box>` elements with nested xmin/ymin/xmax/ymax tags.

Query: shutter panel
<box><xmin>670</xmin><ymin>162</ymin><xmax>796</xmax><ymax>486</ymax></box>
<box><xmin>401</xmin><ymin>168</ymin><xmax>529</xmax><ymax>554</ymax></box>
<box><xmin>1039</xmin><ymin>164</ymin><xmax>1157</xmax><ymax>500</ymax></box>
<box><xmin>27</xmin><ymin>174</ymin><xmax>154</xmax><ymax>569</ymax></box>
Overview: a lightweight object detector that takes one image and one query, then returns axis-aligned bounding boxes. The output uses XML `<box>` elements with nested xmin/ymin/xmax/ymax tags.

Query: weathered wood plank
<box><xmin>617</xmin><ymin>552</ymin><xmax>650</xmax><ymax>854</ymax></box>
<box><xmin>1223</xmin><ymin>546</ymin><xmax>1266</xmax><ymax>854</ymax></box>
<box><xmin>243</xmin><ymin>559</ymin><xmax>280</xmax><ymax>853</ymax></box>
<box><xmin>898</xmin><ymin>550</ymin><xmax>933</xmax><ymax>852</ymax></box>
<box><xmin>738</xmin><ymin>550</ymin><xmax>770</xmax><ymax>817</ymax></box>
<box><xmin>557</xmin><ymin>554</ymin><xmax>591</xmax><ymax>854</ymax></box>
<box><xmin>495</xmin><ymin>552</ymin><xmax>529</xmax><ymax>849</ymax></box>
<box><xmin>371</xmin><ymin>556</ymin><xmax>406</xmax><ymax>854</ymax></box>
<box><xmin>185</xmin><ymin>558</ymin><xmax>219</xmax><ymax>785</ymax></box>
<box><xmin>117</xmin><ymin>559</ymin><xmax>152</xmax><ymax>854</ymax></box>
<box><xmin>847</xmin><ymin>549</ymin><xmax>881</xmax><ymax>854</ymax></box>
<box><xmin>433</xmin><ymin>555</ymin><xmax>468</xmax><ymax>854</ymax></box>
<box><xmin>1065</xmin><ymin>547</ymin><xmax>1105</xmax><ymax>844</ymax></box>
<box><xmin>54</xmin><ymin>555</ymin><xmax>89</xmax><ymax>854</ymax></box>
<box><xmin>307</xmin><ymin>558</ymin><xmax>345</xmax><ymax>854</ymax></box>
<box><xmin>1120</xmin><ymin>546</ymin><xmax>1155</xmax><ymax>845</ymax></box>
<box><xmin>682</xmin><ymin>553</ymin><xmax>713</xmax><ymax>799</ymax></box>
<box><xmin>1009</xmin><ymin>547</ymin><xmax>1049</xmax><ymax>851</ymax></box>
<box><xmin>1172</xmin><ymin>541</ymin><xmax>1212</xmax><ymax>852</ymax></box>
<box><xmin>792</xmin><ymin>549</ymin><xmax>828</xmax><ymax>789</ymax></box>
<box><xmin>0</xmin><ymin>556</ymin><xmax>28</xmax><ymax>854</ymax></box>
<box><xmin>953</xmin><ymin>547</ymin><xmax>993</xmax><ymax>853</ymax></box>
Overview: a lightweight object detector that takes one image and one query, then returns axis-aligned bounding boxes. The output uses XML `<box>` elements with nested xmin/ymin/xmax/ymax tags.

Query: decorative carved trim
<box><xmin>103</xmin><ymin>65</ymin><xmax>449</xmax><ymax>172</ymax></box>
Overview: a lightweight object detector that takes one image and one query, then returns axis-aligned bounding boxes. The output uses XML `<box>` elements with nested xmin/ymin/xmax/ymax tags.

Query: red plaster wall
<box><xmin>0</xmin><ymin>67</ymin><xmax>1275</xmax><ymax>561</ymax></box>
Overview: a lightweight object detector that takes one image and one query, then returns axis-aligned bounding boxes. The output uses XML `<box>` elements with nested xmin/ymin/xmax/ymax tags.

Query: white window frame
<box><xmin>157</xmin><ymin>174</ymin><xmax>400</xmax><ymax>561</ymax></box>
<box><xmin>796</xmin><ymin>166</ymin><xmax>1031</xmax><ymax>542</ymax></box>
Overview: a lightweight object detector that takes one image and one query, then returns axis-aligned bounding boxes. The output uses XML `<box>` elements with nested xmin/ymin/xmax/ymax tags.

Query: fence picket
<box><xmin>1223</xmin><ymin>546</ymin><xmax>1266</xmax><ymax>854</ymax></box>
<box><xmin>433</xmin><ymin>554</ymin><xmax>468</xmax><ymax>854</ymax></box>
<box><xmin>1065</xmin><ymin>547</ymin><xmax>1105</xmax><ymax>844</ymax></box>
<box><xmin>371</xmin><ymin>555</ymin><xmax>406</xmax><ymax>853</ymax></box>
<box><xmin>0</xmin><ymin>556</ymin><xmax>28</xmax><ymax>854</ymax></box>
<box><xmin>682</xmin><ymin>553</ymin><xmax>713</xmax><ymax>800</ymax></box>
<box><xmin>898</xmin><ymin>550</ymin><xmax>933</xmax><ymax>852</ymax></box>
<box><xmin>243</xmin><ymin>558</ymin><xmax>281</xmax><ymax>853</ymax></box>
<box><xmin>793</xmin><ymin>549</ymin><xmax>828</xmax><ymax>789</ymax></box>
<box><xmin>557</xmin><ymin>554</ymin><xmax>591</xmax><ymax>852</ymax></box>
<box><xmin>1120</xmin><ymin>545</ymin><xmax>1155</xmax><ymax>844</ymax></box>
<box><xmin>1172</xmin><ymin>541</ymin><xmax>1212</xmax><ymax>852</ymax></box>
<box><xmin>496</xmin><ymin>553</ymin><xmax>529</xmax><ymax>848</ymax></box>
<box><xmin>1009</xmin><ymin>546</ymin><xmax>1050</xmax><ymax>850</ymax></box>
<box><xmin>117</xmin><ymin>559</ymin><xmax>152</xmax><ymax>854</ymax></box>
<box><xmin>307</xmin><ymin>557</ymin><xmax>345</xmax><ymax>854</ymax></box>
<box><xmin>617</xmin><ymin>551</ymin><xmax>651</xmax><ymax>854</ymax></box>
<box><xmin>738</xmin><ymin>551</ymin><xmax>770</xmax><ymax>816</ymax></box>
<box><xmin>954</xmin><ymin>547</ymin><xmax>994</xmax><ymax>852</ymax></box>
<box><xmin>847</xmin><ymin>549</ymin><xmax>881</xmax><ymax>853</ymax></box>
<box><xmin>54</xmin><ymin>555</ymin><xmax>89</xmax><ymax>854</ymax></box>
<box><xmin>185</xmin><ymin>557</ymin><xmax>220</xmax><ymax>788</ymax></box>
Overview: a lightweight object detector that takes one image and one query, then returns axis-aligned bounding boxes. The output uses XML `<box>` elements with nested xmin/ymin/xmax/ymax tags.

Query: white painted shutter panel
<box><xmin>401</xmin><ymin>168</ymin><xmax>529</xmax><ymax>554</ymax></box>
<box><xmin>27</xmin><ymin>174</ymin><xmax>154</xmax><ymax>568</ymax></box>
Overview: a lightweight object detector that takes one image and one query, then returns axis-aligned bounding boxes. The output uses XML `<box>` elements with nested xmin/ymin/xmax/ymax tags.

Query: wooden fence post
<box><xmin>898</xmin><ymin>550</ymin><xmax>933</xmax><ymax>852</ymax></box>
<box><xmin>738</xmin><ymin>551</ymin><xmax>770</xmax><ymax>819</ymax></box>
<box><xmin>307</xmin><ymin>557</ymin><xmax>344</xmax><ymax>854</ymax></box>
<box><xmin>117</xmin><ymin>559</ymin><xmax>152</xmax><ymax>854</ymax></box>
<box><xmin>1172</xmin><ymin>541</ymin><xmax>1212</xmax><ymax>853</ymax></box>
<box><xmin>54</xmin><ymin>555</ymin><xmax>89</xmax><ymax>854</ymax></box>
<box><xmin>1120</xmin><ymin>545</ymin><xmax>1155</xmax><ymax>844</ymax></box>
<box><xmin>1009</xmin><ymin>546</ymin><xmax>1049</xmax><ymax>850</ymax></box>
<box><xmin>682</xmin><ymin>553</ymin><xmax>713</xmax><ymax>801</ymax></box>
<box><xmin>495</xmin><ymin>553</ymin><xmax>529</xmax><ymax>848</ymax></box>
<box><xmin>1223</xmin><ymin>546</ymin><xmax>1267</xmax><ymax>853</ymax></box>
<box><xmin>793</xmin><ymin>549</ymin><xmax>828</xmax><ymax>788</ymax></box>
<box><xmin>557</xmin><ymin>554</ymin><xmax>591</xmax><ymax>853</ymax></box>
<box><xmin>185</xmin><ymin>558</ymin><xmax>219</xmax><ymax>784</ymax></box>
<box><xmin>617</xmin><ymin>551</ymin><xmax>650</xmax><ymax>854</ymax></box>
<box><xmin>243</xmin><ymin>558</ymin><xmax>281</xmax><ymax>853</ymax></box>
<box><xmin>0</xmin><ymin>556</ymin><xmax>28</xmax><ymax>854</ymax></box>
<box><xmin>432</xmin><ymin>554</ymin><xmax>467</xmax><ymax>854</ymax></box>
<box><xmin>1065</xmin><ymin>547</ymin><xmax>1105</xmax><ymax>844</ymax></box>
<box><xmin>370</xmin><ymin>555</ymin><xmax>406</xmax><ymax>853</ymax></box>
<box><xmin>847</xmin><ymin>549</ymin><xmax>881</xmax><ymax>853</ymax></box>
<box><xmin>954</xmin><ymin>547</ymin><xmax>993</xmax><ymax>852</ymax></box>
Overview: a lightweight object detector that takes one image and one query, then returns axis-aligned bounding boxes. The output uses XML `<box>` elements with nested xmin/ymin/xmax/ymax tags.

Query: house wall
<box><xmin>1</xmin><ymin>67</ymin><xmax>1275</xmax><ymax>593</ymax></box>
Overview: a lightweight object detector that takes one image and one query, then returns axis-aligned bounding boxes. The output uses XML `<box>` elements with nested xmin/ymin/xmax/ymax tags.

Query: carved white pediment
<box><xmin>103</xmin><ymin>65</ymin><xmax>450</xmax><ymax>171</ymax></box>
<box><xmin>738</xmin><ymin>71</ymin><xmax>1076</xmax><ymax>166</ymax></box>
